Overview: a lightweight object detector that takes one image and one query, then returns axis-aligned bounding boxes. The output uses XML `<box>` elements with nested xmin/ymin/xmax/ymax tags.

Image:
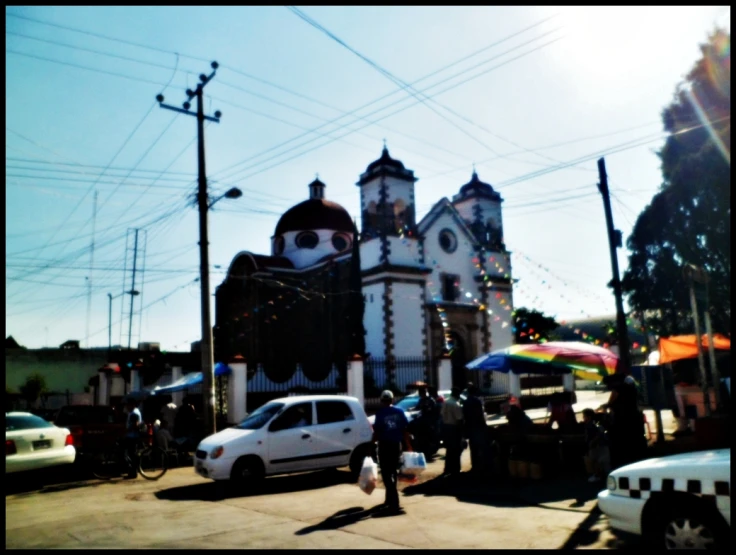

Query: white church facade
<box><xmin>214</xmin><ymin>147</ymin><xmax>514</xmax><ymax>391</ymax></box>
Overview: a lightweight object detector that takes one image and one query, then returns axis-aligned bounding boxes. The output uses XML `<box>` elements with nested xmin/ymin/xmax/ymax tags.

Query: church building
<box><xmin>214</xmin><ymin>147</ymin><xmax>514</xmax><ymax>389</ymax></box>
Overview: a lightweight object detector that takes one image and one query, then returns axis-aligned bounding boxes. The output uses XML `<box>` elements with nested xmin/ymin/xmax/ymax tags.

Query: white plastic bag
<box><xmin>400</xmin><ymin>451</ymin><xmax>427</xmax><ymax>476</ymax></box>
<box><xmin>358</xmin><ymin>456</ymin><xmax>377</xmax><ymax>495</ymax></box>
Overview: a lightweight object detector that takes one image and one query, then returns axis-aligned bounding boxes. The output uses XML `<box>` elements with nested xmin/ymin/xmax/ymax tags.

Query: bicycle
<box><xmin>91</xmin><ymin>437</ymin><xmax>168</xmax><ymax>481</ymax></box>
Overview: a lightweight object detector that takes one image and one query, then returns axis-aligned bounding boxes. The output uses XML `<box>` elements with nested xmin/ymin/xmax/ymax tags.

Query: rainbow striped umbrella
<box><xmin>466</xmin><ymin>341</ymin><xmax>620</xmax><ymax>381</ymax></box>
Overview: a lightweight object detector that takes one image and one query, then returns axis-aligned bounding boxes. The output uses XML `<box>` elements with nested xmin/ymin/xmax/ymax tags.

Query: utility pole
<box><xmin>597</xmin><ymin>158</ymin><xmax>632</xmax><ymax>374</ymax></box>
<box><xmin>683</xmin><ymin>264</ymin><xmax>714</xmax><ymax>416</ymax></box>
<box><xmin>157</xmin><ymin>62</ymin><xmax>222</xmax><ymax>437</ymax></box>
<box><xmin>127</xmin><ymin>229</ymin><xmax>140</xmax><ymax>350</ymax></box>
<box><xmin>107</xmin><ymin>293</ymin><xmax>113</xmax><ymax>360</ymax></box>
<box><xmin>85</xmin><ymin>190</ymin><xmax>98</xmax><ymax>348</ymax></box>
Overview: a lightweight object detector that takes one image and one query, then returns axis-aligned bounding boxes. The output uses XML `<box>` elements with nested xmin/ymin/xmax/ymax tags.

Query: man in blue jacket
<box><xmin>372</xmin><ymin>390</ymin><xmax>413</xmax><ymax>514</ymax></box>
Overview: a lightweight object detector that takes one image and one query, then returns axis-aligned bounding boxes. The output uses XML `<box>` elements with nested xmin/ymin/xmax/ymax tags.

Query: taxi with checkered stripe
<box><xmin>598</xmin><ymin>449</ymin><xmax>730</xmax><ymax>549</ymax></box>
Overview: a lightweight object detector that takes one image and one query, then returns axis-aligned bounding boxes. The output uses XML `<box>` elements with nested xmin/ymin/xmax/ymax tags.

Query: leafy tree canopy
<box><xmin>622</xmin><ymin>29</ymin><xmax>731</xmax><ymax>337</ymax></box>
<box><xmin>513</xmin><ymin>307</ymin><xmax>560</xmax><ymax>344</ymax></box>
<box><xmin>19</xmin><ymin>373</ymin><xmax>48</xmax><ymax>406</ymax></box>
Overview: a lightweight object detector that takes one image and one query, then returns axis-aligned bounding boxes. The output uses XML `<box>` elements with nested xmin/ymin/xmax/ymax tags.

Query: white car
<box><xmin>194</xmin><ymin>395</ymin><xmax>374</xmax><ymax>485</ymax></box>
<box><xmin>598</xmin><ymin>449</ymin><xmax>731</xmax><ymax>549</ymax></box>
<box><xmin>6</xmin><ymin>412</ymin><xmax>76</xmax><ymax>474</ymax></box>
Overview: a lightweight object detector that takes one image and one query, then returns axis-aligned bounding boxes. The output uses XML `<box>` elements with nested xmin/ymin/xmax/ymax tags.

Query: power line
<box><xmin>216</xmin><ymin>34</ymin><xmax>564</xmax><ymax>186</ymax></box>
<box><xmin>210</xmin><ymin>15</ymin><xmax>561</xmax><ymax>180</ymax></box>
<box><xmin>6</xmin><ymin>12</ymin><xmax>209</xmax><ymax>63</ymax></box>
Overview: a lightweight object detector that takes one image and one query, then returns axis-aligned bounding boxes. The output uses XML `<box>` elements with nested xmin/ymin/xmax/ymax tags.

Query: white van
<box><xmin>194</xmin><ymin>395</ymin><xmax>374</xmax><ymax>486</ymax></box>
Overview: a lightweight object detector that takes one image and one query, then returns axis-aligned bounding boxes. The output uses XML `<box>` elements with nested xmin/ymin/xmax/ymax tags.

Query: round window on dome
<box><xmin>295</xmin><ymin>231</ymin><xmax>319</xmax><ymax>249</ymax></box>
<box><xmin>331</xmin><ymin>232</ymin><xmax>352</xmax><ymax>252</ymax></box>
<box><xmin>438</xmin><ymin>228</ymin><xmax>457</xmax><ymax>253</ymax></box>
<box><xmin>273</xmin><ymin>235</ymin><xmax>285</xmax><ymax>256</ymax></box>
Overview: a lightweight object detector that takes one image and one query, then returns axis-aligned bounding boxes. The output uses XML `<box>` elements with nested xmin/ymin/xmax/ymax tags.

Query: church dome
<box><xmin>274</xmin><ymin>198</ymin><xmax>355</xmax><ymax>235</ymax></box>
<box><xmin>357</xmin><ymin>146</ymin><xmax>417</xmax><ymax>186</ymax></box>
<box><xmin>454</xmin><ymin>170</ymin><xmax>502</xmax><ymax>202</ymax></box>
<box><xmin>366</xmin><ymin>146</ymin><xmax>406</xmax><ymax>172</ymax></box>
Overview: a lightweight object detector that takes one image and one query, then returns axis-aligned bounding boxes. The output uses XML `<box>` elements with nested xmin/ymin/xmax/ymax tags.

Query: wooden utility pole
<box><xmin>157</xmin><ymin>62</ymin><xmax>221</xmax><ymax>437</ymax></box>
<box><xmin>683</xmin><ymin>264</ymin><xmax>716</xmax><ymax>416</ymax></box>
<box><xmin>596</xmin><ymin>158</ymin><xmax>632</xmax><ymax>374</ymax></box>
<box><xmin>85</xmin><ymin>190</ymin><xmax>98</xmax><ymax>348</ymax></box>
<box><xmin>127</xmin><ymin>228</ymin><xmax>140</xmax><ymax>351</ymax></box>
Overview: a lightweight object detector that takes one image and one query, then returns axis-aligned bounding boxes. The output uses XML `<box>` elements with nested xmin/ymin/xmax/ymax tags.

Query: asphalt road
<box><xmin>6</xmin><ymin>447</ymin><xmax>639</xmax><ymax>549</ymax></box>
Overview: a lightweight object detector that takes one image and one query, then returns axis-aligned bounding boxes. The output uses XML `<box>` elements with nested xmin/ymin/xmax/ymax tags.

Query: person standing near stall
<box><xmin>441</xmin><ymin>386</ymin><xmax>464</xmax><ymax>476</ymax></box>
<box><xmin>463</xmin><ymin>384</ymin><xmax>488</xmax><ymax>477</ymax></box>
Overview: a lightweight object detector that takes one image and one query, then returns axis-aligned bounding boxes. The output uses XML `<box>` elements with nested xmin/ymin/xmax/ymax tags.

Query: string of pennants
<box><xmin>222</xmin><ymin>229</ymin><xmax>646</xmax><ymax>353</ymax></box>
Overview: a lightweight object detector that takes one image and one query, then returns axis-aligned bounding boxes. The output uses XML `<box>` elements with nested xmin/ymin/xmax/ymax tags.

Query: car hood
<box><xmin>197</xmin><ymin>427</ymin><xmax>256</xmax><ymax>450</ymax></box>
<box><xmin>610</xmin><ymin>448</ymin><xmax>731</xmax><ymax>478</ymax></box>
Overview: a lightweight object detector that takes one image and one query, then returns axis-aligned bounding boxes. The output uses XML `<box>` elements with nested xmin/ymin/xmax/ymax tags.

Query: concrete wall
<box><xmin>391</xmin><ymin>282</ymin><xmax>425</xmax><ymax>357</ymax></box>
<box><xmin>5</xmin><ymin>349</ymin><xmax>107</xmax><ymax>394</ymax></box>
<box><xmin>386</xmin><ymin>236</ymin><xmax>422</xmax><ymax>266</ymax></box>
<box><xmin>360</xmin><ymin>239</ymin><xmax>382</xmax><ymax>269</ymax></box>
<box><xmin>362</xmin><ymin>282</ymin><xmax>386</xmax><ymax>359</ymax></box>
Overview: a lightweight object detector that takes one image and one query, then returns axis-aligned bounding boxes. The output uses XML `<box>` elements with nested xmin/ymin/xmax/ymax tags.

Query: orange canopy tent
<box><xmin>658</xmin><ymin>334</ymin><xmax>731</xmax><ymax>364</ymax></box>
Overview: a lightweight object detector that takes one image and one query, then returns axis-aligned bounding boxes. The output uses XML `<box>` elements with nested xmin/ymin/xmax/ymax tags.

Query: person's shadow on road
<box><xmin>294</xmin><ymin>504</ymin><xmax>394</xmax><ymax>535</ymax></box>
<box><xmin>155</xmin><ymin>468</ymin><xmax>353</xmax><ymax>502</ymax></box>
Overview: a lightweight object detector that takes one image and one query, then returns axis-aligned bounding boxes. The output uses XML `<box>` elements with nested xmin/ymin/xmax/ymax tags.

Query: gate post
<box><xmin>228</xmin><ymin>356</ymin><xmax>248</xmax><ymax>424</ymax></box>
<box><xmin>438</xmin><ymin>353</ymin><xmax>453</xmax><ymax>391</ymax></box>
<box><xmin>347</xmin><ymin>355</ymin><xmax>365</xmax><ymax>408</ymax></box>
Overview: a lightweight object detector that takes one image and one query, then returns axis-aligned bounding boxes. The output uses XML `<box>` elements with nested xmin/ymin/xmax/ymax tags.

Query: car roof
<box><xmin>6</xmin><ymin>412</ymin><xmax>37</xmax><ymax>417</ymax></box>
<box><xmin>268</xmin><ymin>395</ymin><xmax>359</xmax><ymax>405</ymax></box>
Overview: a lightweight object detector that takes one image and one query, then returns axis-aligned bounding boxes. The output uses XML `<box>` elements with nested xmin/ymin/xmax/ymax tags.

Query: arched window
<box><xmin>295</xmin><ymin>231</ymin><xmax>319</xmax><ymax>249</ymax></box>
<box><xmin>273</xmin><ymin>235</ymin><xmax>285</xmax><ymax>255</ymax></box>
<box><xmin>438</xmin><ymin>228</ymin><xmax>458</xmax><ymax>253</ymax></box>
<box><xmin>331</xmin><ymin>232</ymin><xmax>352</xmax><ymax>252</ymax></box>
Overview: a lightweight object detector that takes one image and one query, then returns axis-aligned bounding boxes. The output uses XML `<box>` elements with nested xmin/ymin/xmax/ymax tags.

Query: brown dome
<box><xmin>274</xmin><ymin>199</ymin><xmax>355</xmax><ymax>236</ymax></box>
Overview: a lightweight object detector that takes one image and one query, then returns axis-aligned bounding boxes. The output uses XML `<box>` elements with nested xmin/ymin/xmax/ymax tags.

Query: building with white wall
<box><xmin>215</xmin><ymin>147</ymin><xmax>514</xmax><ymax>389</ymax></box>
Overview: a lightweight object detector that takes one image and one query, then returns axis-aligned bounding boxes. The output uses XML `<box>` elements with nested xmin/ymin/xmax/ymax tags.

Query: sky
<box><xmin>5</xmin><ymin>5</ymin><xmax>731</xmax><ymax>352</ymax></box>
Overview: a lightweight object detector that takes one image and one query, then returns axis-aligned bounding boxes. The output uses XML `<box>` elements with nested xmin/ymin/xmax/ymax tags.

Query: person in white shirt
<box><xmin>441</xmin><ymin>387</ymin><xmax>464</xmax><ymax>476</ymax></box>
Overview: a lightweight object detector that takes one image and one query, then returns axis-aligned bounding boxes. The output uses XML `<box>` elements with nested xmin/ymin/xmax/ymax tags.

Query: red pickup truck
<box><xmin>53</xmin><ymin>405</ymin><xmax>126</xmax><ymax>458</ymax></box>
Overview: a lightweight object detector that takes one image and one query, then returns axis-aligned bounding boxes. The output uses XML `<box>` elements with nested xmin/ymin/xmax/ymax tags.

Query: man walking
<box><xmin>441</xmin><ymin>386</ymin><xmax>464</xmax><ymax>476</ymax></box>
<box><xmin>462</xmin><ymin>384</ymin><xmax>488</xmax><ymax>477</ymax></box>
<box><xmin>123</xmin><ymin>399</ymin><xmax>144</xmax><ymax>479</ymax></box>
<box><xmin>372</xmin><ymin>390</ymin><xmax>413</xmax><ymax>514</ymax></box>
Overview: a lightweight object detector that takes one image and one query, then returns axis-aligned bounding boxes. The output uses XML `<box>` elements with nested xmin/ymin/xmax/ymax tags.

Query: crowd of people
<box><xmin>394</xmin><ymin>375</ymin><xmax>648</xmax><ymax>486</ymax></box>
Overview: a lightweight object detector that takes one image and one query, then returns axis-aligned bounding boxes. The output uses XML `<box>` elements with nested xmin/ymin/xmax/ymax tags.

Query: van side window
<box><xmin>316</xmin><ymin>401</ymin><xmax>355</xmax><ymax>424</ymax></box>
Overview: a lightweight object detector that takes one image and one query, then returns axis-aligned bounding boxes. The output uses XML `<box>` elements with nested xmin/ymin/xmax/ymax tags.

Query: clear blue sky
<box><xmin>5</xmin><ymin>6</ymin><xmax>730</xmax><ymax>352</ymax></box>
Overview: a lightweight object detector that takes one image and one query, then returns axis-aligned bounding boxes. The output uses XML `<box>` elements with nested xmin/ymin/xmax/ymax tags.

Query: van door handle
<box><xmin>343</xmin><ymin>428</ymin><xmax>351</xmax><ymax>434</ymax></box>
<box><xmin>302</xmin><ymin>434</ymin><xmax>310</xmax><ymax>439</ymax></box>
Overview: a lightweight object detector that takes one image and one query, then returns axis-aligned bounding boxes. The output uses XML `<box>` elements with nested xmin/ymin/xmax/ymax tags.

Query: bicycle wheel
<box><xmin>91</xmin><ymin>449</ymin><xmax>122</xmax><ymax>480</ymax></box>
<box><xmin>138</xmin><ymin>446</ymin><xmax>168</xmax><ymax>480</ymax></box>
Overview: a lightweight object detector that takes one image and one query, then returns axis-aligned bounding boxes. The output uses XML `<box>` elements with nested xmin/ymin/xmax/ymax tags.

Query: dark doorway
<box><xmin>449</xmin><ymin>332</ymin><xmax>467</xmax><ymax>388</ymax></box>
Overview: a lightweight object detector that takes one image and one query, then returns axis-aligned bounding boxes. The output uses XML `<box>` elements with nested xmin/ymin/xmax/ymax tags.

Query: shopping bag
<box><xmin>358</xmin><ymin>456</ymin><xmax>377</xmax><ymax>495</ymax></box>
<box><xmin>400</xmin><ymin>451</ymin><xmax>427</xmax><ymax>476</ymax></box>
<box><xmin>398</xmin><ymin>472</ymin><xmax>418</xmax><ymax>483</ymax></box>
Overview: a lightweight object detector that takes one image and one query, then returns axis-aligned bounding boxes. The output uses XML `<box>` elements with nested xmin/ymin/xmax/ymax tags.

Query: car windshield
<box><xmin>235</xmin><ymin>402</ymin><xmax>285</xmax><ymax>430</ymax></box>
<box><xmin>6</xmin><ymin>414</ymin><xmax>54</xmax><ymax>432</ymax></box>
<box><xmin>395</xmin><ymin>397</ymin><xmax>420</xmax><ymax>411</ymax></box>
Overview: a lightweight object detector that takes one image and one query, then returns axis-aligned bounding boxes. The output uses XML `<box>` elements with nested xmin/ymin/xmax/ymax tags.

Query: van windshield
<box><xmin>235</xmin><ymin>402</ymin><xmax>284</xmax><ymax>430</ymax></box>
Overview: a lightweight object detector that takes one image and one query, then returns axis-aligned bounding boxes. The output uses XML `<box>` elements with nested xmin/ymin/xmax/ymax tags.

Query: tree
<box><xmin>622</xmin><ymin>29</ymin><xmax>731</xmax><ymax>337</ymax></box>
<box><xmin>513</xmin><ymin>307</ymin><xmax>560</xmax><ymax>344</ymax></box>
<box><xmin>19</xmin><ymin>373</ymin><xmax>48</xmax><ymax>408</ymax></box>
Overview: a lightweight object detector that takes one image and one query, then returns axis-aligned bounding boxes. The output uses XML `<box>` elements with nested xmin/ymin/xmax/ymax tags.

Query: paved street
<box><xmin>6</xmin><ymin>446</ymin><xmax>638</xmax><ymax>549</ymax></box>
